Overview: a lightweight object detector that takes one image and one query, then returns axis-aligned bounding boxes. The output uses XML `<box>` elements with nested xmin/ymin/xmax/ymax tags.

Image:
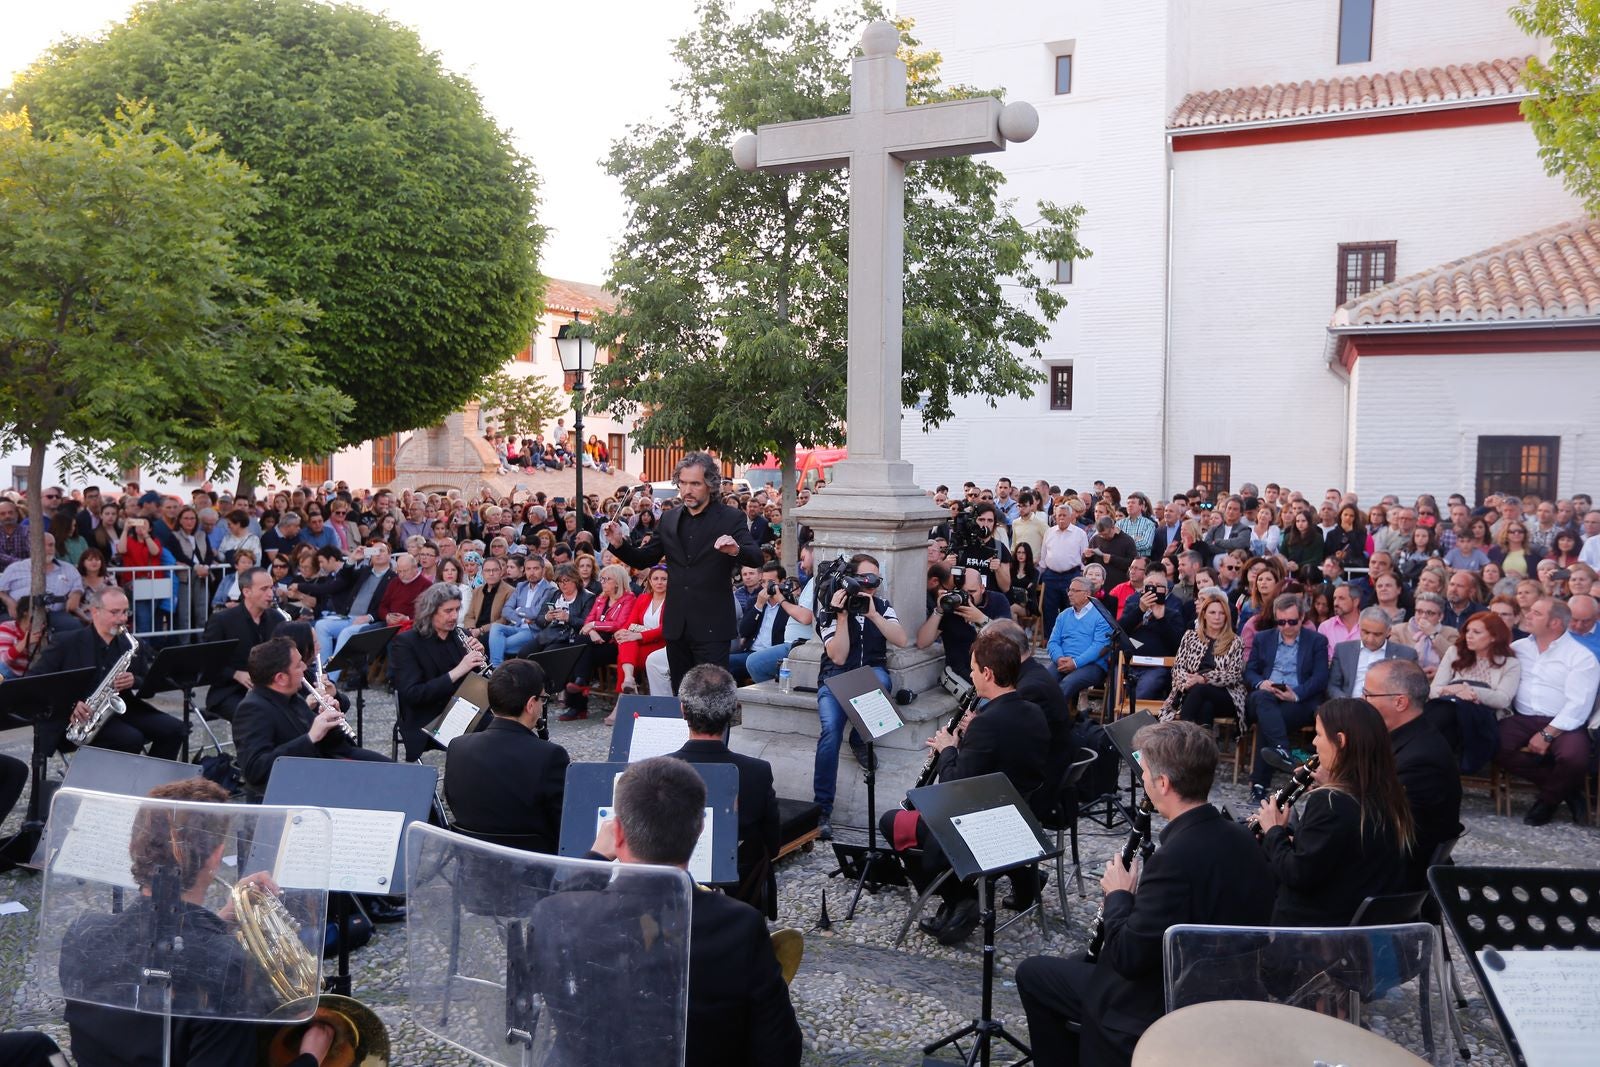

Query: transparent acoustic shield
<box><xmin>37</xmin><ymin>786</ymin><xmax>333</xmax><ymax>1026</ymax></box>
<box><xmin>405</xmin><ymin>822</ymin><xmax>692</xmax><ymax>1066</ymax></box>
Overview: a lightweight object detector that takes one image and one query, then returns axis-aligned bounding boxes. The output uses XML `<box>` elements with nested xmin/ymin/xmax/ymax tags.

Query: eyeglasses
<box><xmin>1362</xmin><ymin>691</ymin><xmax>1401</xmax><ymax>700</ymax></box>
<box><xmin>1276</xmin><ymin>617</ymin><xmax>1302</xmax><ymax>626</ymax></box>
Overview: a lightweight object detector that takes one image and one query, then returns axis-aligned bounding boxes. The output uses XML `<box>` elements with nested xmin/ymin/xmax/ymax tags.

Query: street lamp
<box><xmin>555</xmin><ymin>313</ymin><xmax>597</xmax><ymax>527</ymax></box>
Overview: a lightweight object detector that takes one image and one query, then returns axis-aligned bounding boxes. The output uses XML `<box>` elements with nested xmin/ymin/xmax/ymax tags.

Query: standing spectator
<box><xmin>1203</xmin><ymin>496</ymin><xmax>1252</xmax><ymax>558</ymax></box>
<box><xmin>0</xmin><ymin>499</ymin><xmax>29</xmax><ymax>571</ymax></box>
<box><xmin>1011</xmin><ymin>491</ymin><xmax>1049</xmax><ymax>560</ymax></box>
<box><xmin>1085</xmin><ymin>517</ymin><xmax>1137</xmax><ymax>592</ymax></box>
<box><xmin>1038</xmin><ymin>504</ymin><xmax>1088</xmax><ymax>635</ymax></box>
<box><xmin>1116</xmin><ymin>492</ymin><xmax>1156</xmax><ymax>557</ymax></box>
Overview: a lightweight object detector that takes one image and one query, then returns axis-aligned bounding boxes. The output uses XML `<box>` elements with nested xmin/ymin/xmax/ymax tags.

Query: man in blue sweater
<box><xmin>1048</xmin><ymin>578</ymin><xmax>1113</xmax><ymax>708</ymax></box>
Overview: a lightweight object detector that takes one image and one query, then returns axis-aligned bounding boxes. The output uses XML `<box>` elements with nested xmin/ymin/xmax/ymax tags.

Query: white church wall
<box><xmin>1350</xmin><ymin>350</ymin><xmax>1600</xmax><ymax>501</ymax></box>
<box><xmin>1166</xmin><ymin>118</ymin><xmax>1578</xmax><ymax>494</ymax></box>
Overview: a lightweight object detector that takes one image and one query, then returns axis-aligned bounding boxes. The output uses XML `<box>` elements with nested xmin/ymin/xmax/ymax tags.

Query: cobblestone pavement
<box><xmin>0</xmin><ymin>687</ymin><xmax>1594</xmax><ymax>1064</ymax></box>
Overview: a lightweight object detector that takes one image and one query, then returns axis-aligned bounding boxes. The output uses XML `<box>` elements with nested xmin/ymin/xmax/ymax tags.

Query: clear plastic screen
<box><xmin>406</xmin><ymin>822</ymin><xmax>692</xmax><ymax>1066</ymax></box>
<box><xmin>36</xmin><ymin>786</ymin><xmax>333</xmax><ymax>1025</ymax></box>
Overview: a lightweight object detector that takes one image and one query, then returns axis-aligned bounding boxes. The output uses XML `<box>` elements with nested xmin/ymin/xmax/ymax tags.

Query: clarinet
<box><xmin>1247</xmin><ymin>754</ymin><xmax>1320</xmax><ymax>840</ymax></box>
<box><xmin>901</xmin><ymin>686</ymin><xmax>981</xmax><ymax>810</ymax></box>
<box><xmin>1085</xmin><ymin>797</ymin><xmax>1155</xmax><ymax>962</ymax></box>
<box><xmin>454</xmin><ymin>625</ymin><xmax>494</xmax><ymax>678</ymax></box>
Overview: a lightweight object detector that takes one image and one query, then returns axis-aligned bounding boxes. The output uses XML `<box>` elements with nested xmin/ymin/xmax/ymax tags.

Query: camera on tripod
<box><xmin>816</xmin><ymin>555</ymin><xmax>881</xmax><ymax>616</ymax></box>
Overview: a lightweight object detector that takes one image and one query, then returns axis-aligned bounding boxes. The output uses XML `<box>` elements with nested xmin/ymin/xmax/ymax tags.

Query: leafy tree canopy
<box><xmin>474</xmin><ymin>371</ymin><xmax>568</xmax><ymax>439</ymax></box>
<box><xmin>6</xmin><ymin>0</ymin><xmax>546</xmax><ymax>445</ymax></box>
<box><xmin>1513</xmin><ymin>0</ymin><xmax>1600</xmax><ymax>215</ymax></box>
<box><xmin>591</xmin><ymin>0</ymin><xmax>1087</xmax><ymax>494</ymax></box>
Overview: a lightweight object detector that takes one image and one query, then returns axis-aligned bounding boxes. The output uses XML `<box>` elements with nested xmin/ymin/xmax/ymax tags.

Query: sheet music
<box><xmin>431</xmin><ymin>696</ymin><xmax>482</xmax><ymax>745</ymax></box>
<box><xmin>275</xmin><ymin>807</ymin><xmax>403</xmax><ymax>895</ymax></box>
<box><xmin>847</xmin><ymin>687</ymin><xmax>902</xmax><ymax>740</ymax></box>
<box><xmin>51</xmin><ymin>794</ymin><xmax>140</xmax><ymax>888</ymax></box>
<box><xmin>628</xmin><ymin>715</ymin><xmax>688</xmax><ymax>762</ymax></box>
<box><xmin>951</xmin><ymin>804</ymin><xmax>1045</xmax><ymax>872</ymax></box>
<box><xmin>598</xmin><ymin>805</ymin><xmax>715</xmax><ymax>882</ymax></box>
<box><xmin>1476</xmin><ymin>949</ymin><xmax>1600</xmax><ymax>1066</ymax></box>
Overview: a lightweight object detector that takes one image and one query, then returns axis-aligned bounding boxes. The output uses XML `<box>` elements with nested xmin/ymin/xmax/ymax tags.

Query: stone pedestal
<box><xmin>730</xmin><ymin>481</ymin><xmax>953</xmax><ymax>827</ymax></box>
<box><xmin>388</xmin><ymin>402</ymin><xmax>499</xmax><ymax>494</ymax></box>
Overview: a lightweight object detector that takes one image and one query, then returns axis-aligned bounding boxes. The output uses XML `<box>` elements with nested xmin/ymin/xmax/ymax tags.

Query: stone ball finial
<box><xmin>860</xmin><ymin>21</ymin><xmax>899</xmax><ymax>57</ymax></box>
<box><xmin>732</xmin><ymin>134</ymin><xmax>758</xmax><ymax>173</ymax></box>
<box><xmin>999</xmin><ymin>101</ymin><xmax>1040</xmax><ymax>143</ymax></box>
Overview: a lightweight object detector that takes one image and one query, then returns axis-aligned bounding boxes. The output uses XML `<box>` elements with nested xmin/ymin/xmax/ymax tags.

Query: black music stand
<box><xmin>1429</xmin><ymin>865</ymin><xmax>1600</xmax><ymax>1067</ymax></box>
<box><xmin>0</xmin><ymin>667</ymin><xmax>97</xmax><ymax>871</ymax></box>
<box><xmin>825</xmin><ymin>665</ymin><xmax>908</xmax><ymax>921</ymax></box>
<box><xmin>909</xmin><ymin>772</ymin><xmax>1059</xmax><ymax>1067</ymax></box>
<box><xmin>324</xmin><ymin>624</ymin><xmax>398</xmax><ymax>747</ymax></box>
<box><xmin>557</xmin><ymin>761</ymin><xmax>738</xmax><ymax>884</ymax></box>
<box><xmin>139</xmin><ymin>639</ymin><xmax>237</xmax><ymax>760</ymax></box>
<box><xmin>1081</xmin><ymin>706</ymin><xmax>1157</xmax><ymax>832</ymax></box>
<box><xmin>260</xmin><ymin>756</ymin><xmax>437</xmax><ymax>997</ymax></box>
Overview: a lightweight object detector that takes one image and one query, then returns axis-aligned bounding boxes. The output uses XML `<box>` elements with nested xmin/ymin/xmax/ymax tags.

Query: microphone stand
<box><xmin>1084</xmin><ymin>594</ymin><xmax>1139</xmax><ymax>829</ymax></box>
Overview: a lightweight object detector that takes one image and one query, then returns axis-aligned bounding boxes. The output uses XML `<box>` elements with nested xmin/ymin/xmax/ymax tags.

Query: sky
<box><xmin>0</xmin><ymin>0</ymin><xmax>821</xmax><ymax>284</ymax></box>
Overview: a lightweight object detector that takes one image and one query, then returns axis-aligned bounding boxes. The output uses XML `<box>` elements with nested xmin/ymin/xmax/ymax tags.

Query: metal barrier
<box><xmin>106</xmin><ymin>562</ymin><xmax>218</xmax><ymax>640</ymax></box>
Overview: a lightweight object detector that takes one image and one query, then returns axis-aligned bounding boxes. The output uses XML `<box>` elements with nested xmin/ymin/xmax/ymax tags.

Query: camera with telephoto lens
<box><xmin>938</xmin><ymin>589</ymin><xmax>971</xmax><ymax>613</ymax></box>
<box><xmin>815</xmin><ymin>555</ymin><xmax>882</xmax><ymax>617</ymax></box>
<box><xmin>765</xmin><ymin>578</ymin><xmax>801</xmax><ymax>599</ymax></box>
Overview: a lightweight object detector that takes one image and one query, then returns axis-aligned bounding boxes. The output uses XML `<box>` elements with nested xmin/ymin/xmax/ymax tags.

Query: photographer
<box><xmin>916</xmin><ymin>566</ymin><xmax>1011</xmax><ymax>681</ymax></box>
<box><xmin>952</xmin><ymin>503</ymin><xmax>1013</xmax><ymax>595</ymax></box>
<box><xmin>813</xmin><ymin>553</ymin><xmax>908</xmax><ymax>840</ymax></box>
<box><xmin>730</xmin><ymin>562</ymin><xmax>814</xmax><ymax>683</ymax></box>
<box><xmin>1118</xmin><ymin>571</ymin><xmax>1185</xmax><ymax>701</ymax></box>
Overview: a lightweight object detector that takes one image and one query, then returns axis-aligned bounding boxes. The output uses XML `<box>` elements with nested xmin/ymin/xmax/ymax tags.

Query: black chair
<box><xmin>1350</xmin><ymin>890</ymin><xmax>1429</xmax><ymax>926</ymax></box>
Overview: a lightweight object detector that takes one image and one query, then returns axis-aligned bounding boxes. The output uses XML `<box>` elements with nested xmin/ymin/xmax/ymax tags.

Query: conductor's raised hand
<box><xmin>714</xmin><ymin>533</ymin><xmax>739</xmax><ymax>556</ymax></box>
<box><xmin>603</xmin><ymin>521</ymin><xmax>626</xmax><ymax>549</ymax></box>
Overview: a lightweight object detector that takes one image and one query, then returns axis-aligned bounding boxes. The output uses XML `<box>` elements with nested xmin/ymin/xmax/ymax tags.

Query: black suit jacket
<box><xmin>233</xmin><ymin>685</ymin><xmax>367</xmax><ymax>797</ymax></box>
<box><xmin>444</xmin><ymin>717</ymin><xmax>570</xmax><ymax>853</ymax></box>
<box><xmin>1263</xmin><ymin>787</ymin><xmax>1406</xmax><ymax>926</ymax></box>
<box><xmin>934</xmin><ymin>690</ymin><xmax>1049</xmax><ymax>813</ymax></box>
<box><xmin>32</xmin><ymin>626</ymin><xmax>152</xmax><ymax>695</ymax></box>
<box><xmin>611</xmin><ymin>501</ymin><xmax>763</xmax><ymax>642</ymax></box>
<box><xmin>201</xmin><ymin>605</ymin><xmax>280</xmax><ymax>716</ymax></box>
<box><xmin>671</xmin><ymin>738</ymin><xmax>780</xmax><ymax>914</ymax></box>
<box><xmin>388</xmin><ymin>628</ymin><xmax>466</xmax><ymax>758</ymax></box>
<box><xmin>1089</xmin><ymin>805</ymin><xmax>1276</xmax><ymax>1054</ymax></box>
<box><xmin>1390</xmin><ymin>715</ymin><xmax>1462</xmax><ymax>889</ymax></box>
<box><xmin>1016</xmin><ymin>659</ymin><xmax>1074</xmax><ymax>779</ymax></box>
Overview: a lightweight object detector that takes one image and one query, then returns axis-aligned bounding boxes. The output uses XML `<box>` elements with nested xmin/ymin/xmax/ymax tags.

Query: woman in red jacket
<box><xmin>561</xmin><ymin>563</ymin><xmax>637</xmax><ymax>722</ymax></box>
<box><xmin>610</xmin><ymin>565</ymin><xmax>670</xmax><ymax>710</ymax></box>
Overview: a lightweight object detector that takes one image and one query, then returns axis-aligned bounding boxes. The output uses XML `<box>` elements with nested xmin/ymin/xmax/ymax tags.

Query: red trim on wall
<box><xmin>1171</xmin><ymin>100</ymin><xmax>1524</xmax><ymax>152</ymax></box>
<box><xmin>1335</xmin><ymin>324</ymin><xmax>1600</xmax><ymax>372</ymax></box>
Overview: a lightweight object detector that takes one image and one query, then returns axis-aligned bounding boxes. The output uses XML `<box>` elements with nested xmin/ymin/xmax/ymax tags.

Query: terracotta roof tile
<box><xmin>1169</xmin><ymin>57</ymin><xmax>1528</xmax><ymax>130</ymax></box>
<box><xmin>543</xmin><ymin>277</ymin><xmax>617</xmax><ymax>316</ymax></box>
<box><xmin>1332</xmin><ymin>218</ymin><xmax>1600</xmax><ymax>328</ymax></box>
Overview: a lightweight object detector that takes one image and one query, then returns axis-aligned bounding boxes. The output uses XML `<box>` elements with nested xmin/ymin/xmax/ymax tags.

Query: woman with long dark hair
<box><xmin>1322</xmin><ymin>504</ymin><xmax>1369</xmax><ymax>570</ymax></box>
<box><xmin>1255</xmin><ymin>698</ymin><xmax>1413</xmax><ymax>926</ymax></box>
<box><xmin>1008</xmin><ymin>541</ymin><xmax>1041</xmax><ymax>628</ymax></box>
<box><xmin>1281</xmin><ymin>506</ymin><xmax>1325</xmax><ymax>575</ymax></box>
<box><xmin>1426</xmin><ymin>611</ymin><xmax>1520</xmax><ymax>771</ymax></box>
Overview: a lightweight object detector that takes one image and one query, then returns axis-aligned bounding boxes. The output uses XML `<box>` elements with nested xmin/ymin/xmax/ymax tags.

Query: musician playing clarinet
<box><xmin>1016</xmin><ymin>721</ymin><xmax>1273</xmax><ymax>1067</ymax></box>
<box><xmin>880</xmin><ymin>628</ymin><xmax>1048</xmax><ymax>945</ymax></box>
<box><xmin>233</xmin><ymin>634</ymin><xmax>391</xmax><ymax>801</ymax></box>
<box><xmin>387</xmin><ymin>582</ymin><xmax>485</xmax><ymax>762</ymax></box>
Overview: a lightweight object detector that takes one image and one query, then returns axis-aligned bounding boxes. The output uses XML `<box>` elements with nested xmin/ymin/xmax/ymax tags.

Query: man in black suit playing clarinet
<box><xmin>1016</xmin><ymin>720</ymin><xmax>1275</xmax><ymax>1067</ymax></box>
<box><xmin>604</xmin><ymin>451</ymin><xmax>763</xmax><ymax>692</ymax></box>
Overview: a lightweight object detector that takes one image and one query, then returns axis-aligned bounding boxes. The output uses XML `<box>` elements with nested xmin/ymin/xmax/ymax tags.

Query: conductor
<box><xmin>605</xmin><ymin>452</ymin><xmax>763</xmax><ymax>691</ymax></box>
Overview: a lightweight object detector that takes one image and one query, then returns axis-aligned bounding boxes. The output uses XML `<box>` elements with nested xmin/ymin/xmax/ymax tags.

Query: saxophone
<box><xmin>1085</xmin><ymin>797</ymin><xmax>1155</xmax><ymax>962</ymax></box>
<box><xmin>67</xmin><ymin>627</ymin><xmax>139</xmax><ymax>746</ymax></box>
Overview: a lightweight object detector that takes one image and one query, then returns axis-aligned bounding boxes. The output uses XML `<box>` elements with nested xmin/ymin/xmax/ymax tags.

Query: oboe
<box><xmin>1085</xmin><ymin>797</ymin><xmax>1155</xmax><ymax>962</ymax></box>
<box><xmin>902</xmin><ymin>685</ymin><xmax>981</xmax><ymax>810</ymax></box>
<box><xmin>1247</xmin><ymin>754</ymin><xmax>1320</xmax><ymax>840</ymax></box>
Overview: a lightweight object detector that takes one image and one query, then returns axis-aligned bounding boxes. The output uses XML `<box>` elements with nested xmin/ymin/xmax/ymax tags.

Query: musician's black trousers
<box><xmin>0</xmin><ymin>753</ymin><xmax>28</xmax><ymax>826</ymax></box>
<box><xmin>1016</xmin><ymin>955</ymin><xmax>1130</xmax><ymax>1067</ymax></box>
<box><xmin>665</xmin><ymin>636</ymin><xmax>729</xmax><ymax>695</ymax></box>
<box><xmin>42</xmin><ymin>700</ymin><xmax>186</xmax><ymax>762</ymax></box>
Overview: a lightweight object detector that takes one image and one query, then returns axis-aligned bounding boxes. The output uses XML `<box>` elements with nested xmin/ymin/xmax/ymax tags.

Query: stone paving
<box><xmin>0</xmin><ymin>685</ymin><xmax>1595</xmax><ymax>1064</ymax></box>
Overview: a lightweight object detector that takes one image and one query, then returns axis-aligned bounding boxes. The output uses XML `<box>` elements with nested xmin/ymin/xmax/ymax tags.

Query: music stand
<box><xmin>825</xmin><ymin>665</ymin><xmax>908</xmax><ymax>921</ymax></box>
<box><xmin>324</xmin><ymin>624</ymin><xmax>398</xmax><ymax>747</ymax></box>
<box><xmin>138</xmin><ymin>639</ymin><xmax>237</xmax><ymax>760</ymax></box>
<box><xmin>908</xmin><ymin>772</ymin><xmax>1059</xmax><ymax>1067</ymax></box>
<box><xmin>557</xmin><ymin>761</ymin><xmax>737</xmax><ymax>884</ymax></box>
<box><xmin>0</xmin><ymin>667</ymin><xmax>97</xmax><ymax>871</ymax></box>
<box><xmin>261</xmin><ymin>756</ymin><xmax>438</xmax><ymax>997</ymax></box>
<box><xmin>522</xmin><ymin>642</ymin><xmax>587</xmax><ymax>694</ymax></box>
<box><xmin>1082</xmin><ymin>707</ymin><xmax>1157</xmax><ymax>832</ymax></box>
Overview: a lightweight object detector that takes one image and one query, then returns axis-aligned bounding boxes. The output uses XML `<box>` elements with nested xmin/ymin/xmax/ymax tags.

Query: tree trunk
<box><xmin>779</xmin><ymin>438</ymin><xmax>798</xmax><ymax>577</ymax></box>
<box><xmin>25</xmin><ymin>441</ymin><xmax>48</xmax><ymax>634</ymax></box>
<box><xmin>235</xmin><ymin>463</ymin><xmax>257</xmax><ymax>503</ymax></box>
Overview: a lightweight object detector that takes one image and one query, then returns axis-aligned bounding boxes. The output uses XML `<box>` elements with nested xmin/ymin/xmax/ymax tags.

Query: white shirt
<box><xmin>1352</xmin><ymin>644</ymin><xmax>1385</xmax><ymax>697</ymax></box>
<box><xmin>1041</xmin><ymin>523</ymin><xmax>1089</xmax><ymax>573</ymax></box>
<box><xmin>1512</xmin><ymin>632</ymin><xmax>1600</xmax><ymax>732</ymax></box>
<box><xmin>1579</xmin><ymin>535</ymin><xmax>1600</xmax><ymax>570</ymax></box>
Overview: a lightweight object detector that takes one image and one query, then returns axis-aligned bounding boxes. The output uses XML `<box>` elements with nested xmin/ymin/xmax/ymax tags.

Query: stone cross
<box><xmin>734</xmin><ymin>20</ymin><xmax>1037</xmax><ymax>492</ymax></box>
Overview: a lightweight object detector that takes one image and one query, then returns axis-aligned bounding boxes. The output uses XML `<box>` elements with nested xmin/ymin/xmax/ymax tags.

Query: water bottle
<box><xmin>777</xmin><ymin>659</ymin><xmax>792</xmax><ymax>693</ymax></box>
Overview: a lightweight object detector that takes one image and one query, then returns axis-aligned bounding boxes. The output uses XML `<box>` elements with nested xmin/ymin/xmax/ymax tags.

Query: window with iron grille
<box><xmin>1049</xmin><ymin>365</ymin><xmax>1073</xmax><ymax>411</ymax></box>
<box><xmin>1336</xmin><ymin>241</ymin><xmax>1396</xmax><ymax>306</ymax></box>
<box><xmin>1475</xmin><ymin>436</ymin><xmax>1559</xmax><ymax>505</ymax></box>
<box><xmin>1193</xmin><ymin>455</ymin><xmax>1231</xmax><ymax>495</ymax></box>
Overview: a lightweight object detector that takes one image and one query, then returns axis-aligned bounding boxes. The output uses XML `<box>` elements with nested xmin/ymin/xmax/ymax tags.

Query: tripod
<box><xmin>839</xmin><ymin>739</ymin><xmax>898</xmax><ymax>921</ymax></box>
<box><xmin>921</xmin><ymin>876</ymin><xmax>1033</xmax><ymax>1066</ymax></box>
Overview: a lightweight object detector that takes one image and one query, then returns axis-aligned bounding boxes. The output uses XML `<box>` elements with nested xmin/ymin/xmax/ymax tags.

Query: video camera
<box><xmin>815</xmin><ymin>555</ymin><xmax>882</xmax><ymax>617</ymax></box>
<box><xmin>950</xmin><ymin>503</ymin><xmax>984</xmax><ymax>557</ymax></box>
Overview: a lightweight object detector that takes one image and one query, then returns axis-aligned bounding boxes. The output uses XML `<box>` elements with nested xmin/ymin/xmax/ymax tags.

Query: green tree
<box><xmin>0</xmin><ymin>102</ymin><xmax>346</xmax><ymax>609</ymax></box>
<box><xmin>1512</xmin><ymin>0</ymin><xmax>1600</xmax><ymax>214</ymax></box>
<box><xmin>590</xmin><ymin>0</ymin><xmax>1086</xmax><ymax>568</ymax></box>
<box><xmin>474</xmin><ymin>372</ymin><xmax>568</xmax><ymax>439</ymax></box>
<box><xmin>7</xmin><ymin>0</ymin><xmax>545</xmax><ymax>448</ymax></box>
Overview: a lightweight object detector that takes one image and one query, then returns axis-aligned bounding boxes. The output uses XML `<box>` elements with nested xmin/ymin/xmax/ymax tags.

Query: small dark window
<box><xmin>1055</xmin><ymin>54</ymin><xmax>1073</xmax><ymax>95</ymax></box>
<box><xmin>11</xmin><ymin>467</ymin><xmax>29</xmax><ymax>494</ymax></box>
<box><xmin>1338</xmin><ymin>0</ymin><xmax>1374</xmax><ymax>64</ymax></box>
<box><xmin>1475</xmin><ymin>436</ymin><xmax>1559</xmax><ymax>505</ymax></box>
<box><xmin>1336</xmin><ymin>241</ymin><xmax>1397</xmax><ymax>306</ymax></box>
<box><xmin>1193</xmin><ymin>455</ymin><xmax>1231</xmax><ymax>495</ymax></box>
<box><xmin>1049</xmin><ymin>365</ymin><xmax>1073</xmax><ymax>411</ymax></box>
<box><xmin>1054</xmin><ymin>259</ymin><xmax>1074</xmax><ymax>285</ymax></box>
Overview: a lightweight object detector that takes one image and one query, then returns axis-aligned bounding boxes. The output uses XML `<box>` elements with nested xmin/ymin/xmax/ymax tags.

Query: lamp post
<box><xmin>555</xmin><ymin>313</ymin><xmax>597</xmax><ymax>529</ymax></box>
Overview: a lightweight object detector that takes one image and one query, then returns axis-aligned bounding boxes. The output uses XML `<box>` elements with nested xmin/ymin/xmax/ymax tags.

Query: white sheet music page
<box><xmin>597</xmin><ymin>805</ymin><xmax>715</xmax><ymax>882</ymax></box>
<box><xmin>627</xmin><ymin>715</ymin><xmax>689</xmax><ymax>762</ymax></box>
<box><xmin>846</xmin><ymin>687</ymin><xmax>902</xmax><ymax>740</ymax></box>
<box><xmin>431</xmin><ymin>696</ymin><xmax>481</xmax><ymax>745</ymax></box>
<box><xmin>275</xmin><ymin>807</ymin><xmax>404</xmax><ymax>895</ymax></box>
<box><xmin>1476</xmin><ymin>949</ymin><xmax>1600</xmax><ymax>1066</ymax></box>
<box><xmin>951</xmin><ymin>804</ymin><xmax>1045</xmax><ymax>872</ymax></box>
<box><xmin>53</xmin><ymin>794</ymin><xmax>140</xmax><ymax>888</ymax></box>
